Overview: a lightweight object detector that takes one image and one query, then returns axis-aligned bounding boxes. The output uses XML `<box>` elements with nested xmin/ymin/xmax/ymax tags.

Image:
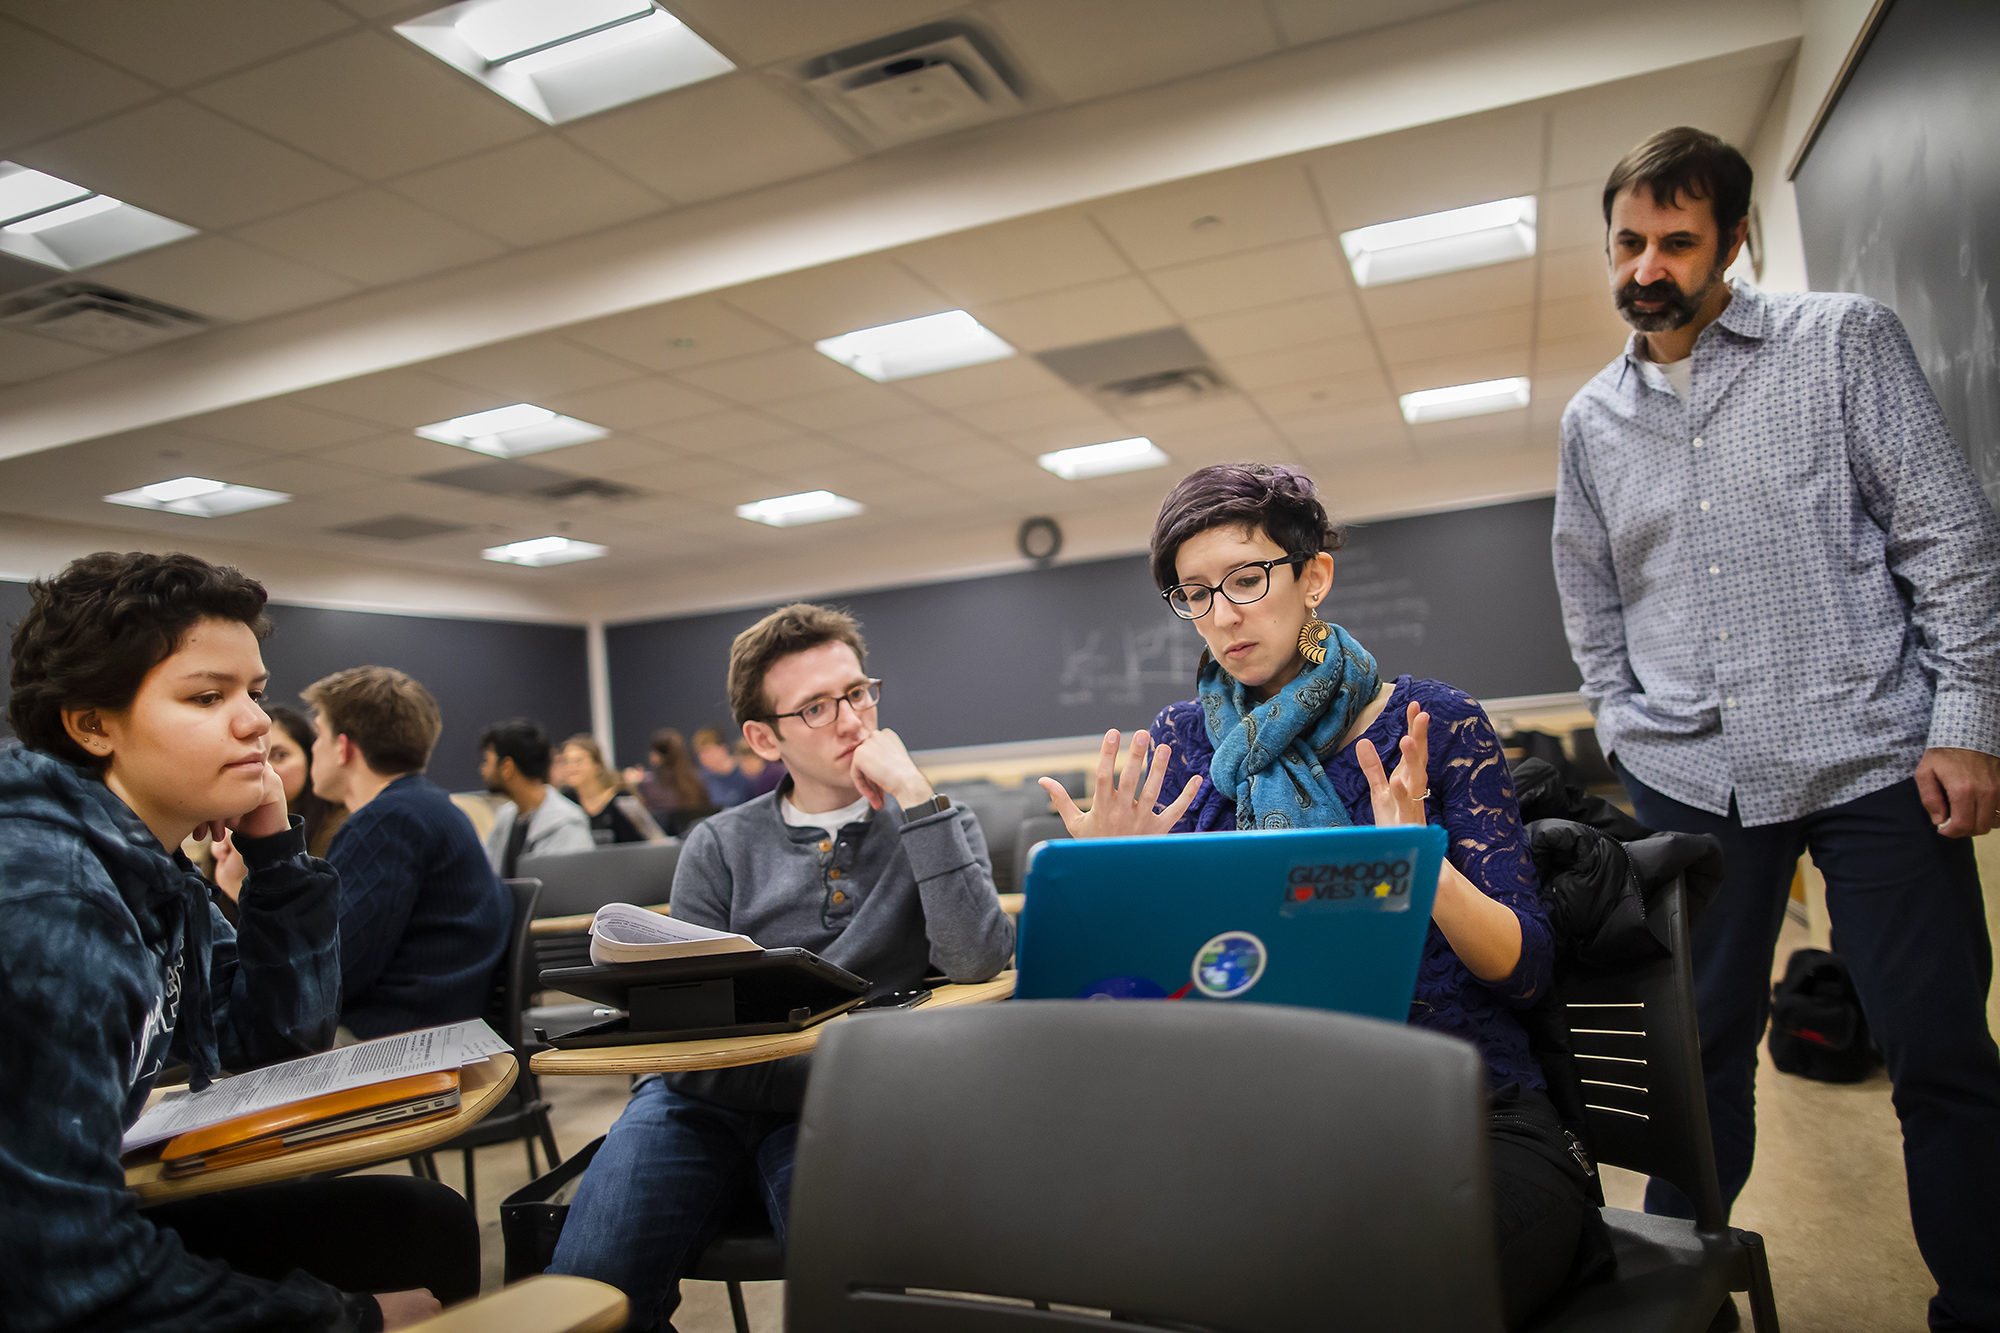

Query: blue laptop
<box><xmin>1016</xmin><ymin>825</ymin><xmax>1447</xmax><ymax>1023</ymax></box>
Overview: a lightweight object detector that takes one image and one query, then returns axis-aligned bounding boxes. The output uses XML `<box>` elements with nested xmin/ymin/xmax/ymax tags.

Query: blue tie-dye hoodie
<box><xmin>0</xmin><ymin>743</ymin><xmax>375</xmax><ymax>1331</ymax></box>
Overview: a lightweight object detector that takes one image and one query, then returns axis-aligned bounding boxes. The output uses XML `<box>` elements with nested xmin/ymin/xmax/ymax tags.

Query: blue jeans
<box><xmin>1620</xmin><ymin>767</ymin><xmax>2000</xmax><ymax>1331</ymax></box>
<box><xmin>547</xmin><ymin>1077</ymin><xmax>797</xmax><ymax>1332</ymax></box>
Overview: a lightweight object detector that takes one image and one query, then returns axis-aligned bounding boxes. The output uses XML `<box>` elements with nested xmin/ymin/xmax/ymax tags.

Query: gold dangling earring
<box><xmin>1298</xmin><ymin>609</ymin><xmax>1329</xmax><ymax>666</ymax></box>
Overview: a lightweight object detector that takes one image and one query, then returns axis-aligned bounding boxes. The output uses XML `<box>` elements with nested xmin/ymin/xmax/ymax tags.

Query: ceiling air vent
<box><xmin>0</xmin><ymin>282</ymin><xmax>209</xmax><ymax>352</ymax></box>
<box><xmin>1099</xmin><ymin>367</ymin><xmax>1228</xmax><ymax>412</ymax></box>
<box><xmin>328</xmin><ymin>515</ymin><xmax>471</xmax><ymax>542</ymax></box>
<box><xmin>1036</xmin><ymin>327</ymin><xmax>1231</xmax><ymax>413</ymax></box>
<box><xmin>798</xmin><ymin>25</ymin><xmax>1024</xmax><ymax>147</ymax></box>
<box><xmin>531</xmin><ymin>476</ymin><xmax>642</xmax><ymax>507</ymax></box>
<box><xmin>417</xmin><ymin>460</ymin><xmax>642</xmax><ymax>508</ymax></box>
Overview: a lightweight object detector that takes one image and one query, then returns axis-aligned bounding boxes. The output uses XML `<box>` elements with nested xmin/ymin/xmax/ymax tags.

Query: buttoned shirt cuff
<box><xmin>1927</xmin><ymin>689</ymin><xmax>2000</xmax><ymax>759</ymax></box>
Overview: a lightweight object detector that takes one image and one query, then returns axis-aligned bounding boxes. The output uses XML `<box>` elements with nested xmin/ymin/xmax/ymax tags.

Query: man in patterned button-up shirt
<box><xmin>1554</xmin><ymin>127</ymin><xmax>2000</xmax><ymax>1331</ymax></box>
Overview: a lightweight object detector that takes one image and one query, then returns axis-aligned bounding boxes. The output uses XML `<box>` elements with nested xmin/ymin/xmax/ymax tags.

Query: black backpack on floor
<box><xmin>1768</xmin><ymin>948</ymin><xmax>1880</xmax><ymax>1083</ymax></box>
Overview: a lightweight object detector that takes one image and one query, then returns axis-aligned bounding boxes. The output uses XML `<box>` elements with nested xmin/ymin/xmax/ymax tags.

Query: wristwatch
<box><xmin>901</xmin><ymin>793</ymin><xmax>952</xmax><ymax>824</ymax></box>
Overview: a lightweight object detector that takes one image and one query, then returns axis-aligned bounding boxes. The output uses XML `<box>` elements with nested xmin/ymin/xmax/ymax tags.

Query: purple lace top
<box><xmin>1153</xmin><ymin>675</ymin><xmax>1552</xmax><ymax>1090</ymax></box>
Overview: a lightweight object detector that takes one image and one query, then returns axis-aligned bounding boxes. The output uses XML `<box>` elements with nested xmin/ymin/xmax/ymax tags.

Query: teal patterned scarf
<box><xmin>1196</xmin><ymin>621</ymin><xmax>1381</xmax><ymax>830</ymax></box>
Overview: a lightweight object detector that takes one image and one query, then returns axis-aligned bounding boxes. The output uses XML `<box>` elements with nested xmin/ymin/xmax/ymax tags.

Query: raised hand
<box><xmin>1354</xmin><ymin>702</ymin><xmax>1430</xmax><ymax>827</ymax></box>
<box><xmin>1039</xmin><ymin>728</ymin><xmax>1202</xmax><ymax>839</ymax></box>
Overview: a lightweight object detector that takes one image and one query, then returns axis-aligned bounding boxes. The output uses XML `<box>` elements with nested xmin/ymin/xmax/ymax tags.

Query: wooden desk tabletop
<box><xmin>125</xmin><ymin>1053</ymin><xmax>518</xmax><ymax>1205</ymax></box>
<box><xmin>531</xmin><ymin>972</ymin><xmax>1016</xmax><ymax>1076</ymax></box>
<box><xmin>533</xmin><ymin>895</ymin><xmax>1021</xmax><ymax>938</ymax></box>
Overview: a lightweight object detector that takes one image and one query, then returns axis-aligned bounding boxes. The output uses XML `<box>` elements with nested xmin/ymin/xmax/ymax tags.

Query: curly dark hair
<box><xmin>8</xmin><ymin>551</ymin><xmax>271</xmax><ymax>769</ymax></box>
<box><xmin>1149</xmin><ymin>463</ymin><xmax>1345</xmax><ymax>592</ymax></box>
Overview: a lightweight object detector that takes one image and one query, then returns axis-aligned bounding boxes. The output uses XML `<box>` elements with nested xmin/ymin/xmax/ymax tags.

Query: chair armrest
<box><xmin>402</xmin><ymin>1275</ymin><xmax>628</xmax><ymax>1333</ymax></box>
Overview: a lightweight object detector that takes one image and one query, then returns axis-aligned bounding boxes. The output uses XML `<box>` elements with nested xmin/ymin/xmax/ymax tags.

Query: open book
<box><xmin>589</xmin><ymin>902</ymin><xmax>760</xmax><ymax>967</ymax></box>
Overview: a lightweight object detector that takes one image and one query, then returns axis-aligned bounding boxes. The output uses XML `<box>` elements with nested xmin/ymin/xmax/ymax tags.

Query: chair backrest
<box><xmin>786</xmin><ymin>1002</ymin><xmax>1502</xmax><ymax>1333</ymax></box>
<box><xmin>517</xmin><ymin>839</ymin><xmax>681</xmax><ymax>917</ymax></box>
<box><xmin>1011</xmin><ymin>811</ymin><xmax>1069</xmax><ymax>893</ymax></box>
<box><xmin>948</xmin><ymin>784</ymin><xmax>1032</xmax><ymax>896</ymax></box>
<box><xmin>1557</xmin><ymin>877</ymin><xmax>1728</xmax><ymax>1230</ymax></box>
<box><xmin>490</xmin><ymin>878</ymin><xmax>543</xmax><ymax>1049</ymax></box>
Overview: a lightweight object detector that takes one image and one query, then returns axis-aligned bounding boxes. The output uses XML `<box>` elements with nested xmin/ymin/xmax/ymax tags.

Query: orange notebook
<box><xmin>160</xmin><ymin>1070</ymin><xmax>461</xmax><ymax>1176</ymax></box>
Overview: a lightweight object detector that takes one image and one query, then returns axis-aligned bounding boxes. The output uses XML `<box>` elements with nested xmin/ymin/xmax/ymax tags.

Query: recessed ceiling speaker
<box><xmin>1018</xmin><ymin>516</ymin><xmax>1062</xmax><ymax>564</ymax></box>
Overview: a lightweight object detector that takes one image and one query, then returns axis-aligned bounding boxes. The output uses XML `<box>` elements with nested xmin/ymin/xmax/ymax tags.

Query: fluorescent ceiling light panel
<box><xmin>735</xmin><ymin>490</ymin><xmax>865</xmax><ymax>527</ymax></box>
<box><xmin>104</xmin><ymin>477</ymin><xmax>292</xmax><ymax>518</ymax></box>
<box><xmin>482</xmin><ymin>535</ymin><xmax>609</xmax><ymax>567</ymax></box>
<box><xmin>397</xmin><ymin>0</ymin><xmax>734</xmax><ymax>124</ymax></box>
<box><xmin>1341</xmin><ymin>196</ymin><xmax>1536</xmax><ymax>287</ymax></box>
<box><xmin>414</xmin><ymin>403</ymin><xmax>609</xmax><ymax>458</ymax></box>
<box><xmin>1399</xmin><ymin>377</ymin><xmax>1531</xmax><ymax>424</ymax></box>
<box><xmin>0</xmin><ymin>162</ymin><xmax>196</xmax><ymax>271</ymax></box>
<box><xmin>815</xmin><ymin>311</ymin><xmax>1015</xmax><ymax>382</ymax></box>
<box><xmin>1037</xmin><ymin>436</ymin><xmax>1170</xmax><ymax>481</ymax></box>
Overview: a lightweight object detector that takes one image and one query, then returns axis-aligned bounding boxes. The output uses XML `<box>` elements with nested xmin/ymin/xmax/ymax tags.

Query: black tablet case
<box><xmin>537</xmin><ymin>947</ymin><xmax>868</xmax><ymax>1047</ymax></box>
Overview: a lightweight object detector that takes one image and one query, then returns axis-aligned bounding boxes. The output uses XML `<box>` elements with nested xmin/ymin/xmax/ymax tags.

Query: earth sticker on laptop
<box><xmin>1190</xmin><ymin>931</ymin><xmax>1267</xmax><ymax>998</ymax></box>
<box><xmin>1279</xmin><ymin>856</ymin><xmax>1417</xmax><ymax>916</ymax></box>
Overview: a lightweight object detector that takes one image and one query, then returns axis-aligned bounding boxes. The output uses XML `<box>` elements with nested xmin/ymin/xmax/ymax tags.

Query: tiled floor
<box><xmin>384</xmin><ymin>903</ymin><xmax>1969</xmax><ymax>1333</ymax></box>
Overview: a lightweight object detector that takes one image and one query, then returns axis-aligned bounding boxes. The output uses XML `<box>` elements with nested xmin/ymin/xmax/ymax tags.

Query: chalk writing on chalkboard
<box><xmin>1058</xmin><ymin>621</ymin><xmax>1206</xmax><ymax>708</ymax></box>
<box><xmin>1321</xmin><ymin>538</ymin><xmax>1429</xmax><ymax>654</ymax></box>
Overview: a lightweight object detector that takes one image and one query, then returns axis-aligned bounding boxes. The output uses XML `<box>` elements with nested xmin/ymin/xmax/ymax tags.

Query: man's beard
<box><xmin>1615</xmin><ymin>261</ymin><xmax>1726</xmax><ymax>333</ymax></box>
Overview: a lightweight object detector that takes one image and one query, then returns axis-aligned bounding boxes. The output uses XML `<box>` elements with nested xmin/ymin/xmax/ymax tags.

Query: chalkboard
<box><xmin>1794</xmin><ymin>0</ymin><xmax>2000</xmax><ymax>511</ymax></box>
<box><xmin>1</xmin><ymin>578</ymin><xmax>590</xmax><ymax>791</ymax></box>
<box><xmin>607</xmin><ymin>496</ymin><xmax>1580</xmax><ymax>759</ymax></box>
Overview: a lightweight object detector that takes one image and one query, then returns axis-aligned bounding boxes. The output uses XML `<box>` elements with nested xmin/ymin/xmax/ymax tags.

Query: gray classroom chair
<box><xmin>1521</xmin><ymin>879</ymin><xmax>1778</xmax><ymax>1332</ymax></box>
<box><xmin>939</xmin><ymin>784</ymin><xmax>1033</xmax><ymax>901</ymax></box>
<box><xmin>785</xmin><ymin>1001</ymin><xmax>1503</xmax><ymax>1332</ymax></box>
<box><xmin>517</xmin><ymin>838</ymin><xmax>682</xmax><ymax>918</ymax></box>
<box><xmin>1011</xmin><ymin>811</ymin><xmax>1069</xmax><ymax>894</ymax></box>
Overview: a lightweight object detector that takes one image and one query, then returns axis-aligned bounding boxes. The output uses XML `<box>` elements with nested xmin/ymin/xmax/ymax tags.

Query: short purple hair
<box><xmin>1149</xmin><ymin>463</ymin><xmax>1344</xmax><ymax>591</ymax></box>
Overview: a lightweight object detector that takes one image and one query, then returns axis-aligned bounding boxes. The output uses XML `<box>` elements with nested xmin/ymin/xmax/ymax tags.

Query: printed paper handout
<box><xmin>588</xmin><ymin>902</ymin><xmax>759</xmax><ymax>967</ymax></box>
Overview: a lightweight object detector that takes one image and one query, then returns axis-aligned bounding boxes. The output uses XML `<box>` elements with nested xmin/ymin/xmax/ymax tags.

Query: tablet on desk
<box><xmin>538</xmin><ymin>947</ymin><xmax>869</xmax><ymax>1047</ymax></box>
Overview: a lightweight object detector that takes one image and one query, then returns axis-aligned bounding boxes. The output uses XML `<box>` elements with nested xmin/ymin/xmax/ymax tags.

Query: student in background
<box><xmin>1044</xmin><ymin>464</ymin><xmax>1597</xmax><ymax>1330</ymax></box>
<box><xmin>212</xmin><ymin>707</ymin><xmax>348</xmax><ymax>923</ymax></box>
<box><xmin>550</xmin><ymin>604</ymin><xmax>1014</xmax><ymax>1331</ymax></box>
<box><xmin>0</xmin><ymin>552</ymin><xmax>471</xmax><ymax>1332</ymax></box>
<box><xmin>622</xmin><ymin>726</ymin><xmax>711</xmax><ymax>819</ymax></box>
<box><xmin>479</xmin><ymin>718</ymin><xmax>594</xmax><ymax>876</ymax></box>
<box><xmin>1553</xmin><ymin>127</ymin><xmax>2000</xmax><ymax>1329</ymax></box>
<box><xmin>306</xmin><ymin>667</ymin><xmax>510</xmax><ymax>1040</ymax></box>
<box><xmin>556</xmin><ymin>733</ymin><xmax>664</xmax><ymax>844</ymax></box>
<box><xmin>693</xmin><ymin>725</ymin><xmax>755</xmax><ymax>808</ymax></box>
<box><xmin>734</xmin><ymin>738</ymin><xmax>784</xmax><ymax>798</ymax></box>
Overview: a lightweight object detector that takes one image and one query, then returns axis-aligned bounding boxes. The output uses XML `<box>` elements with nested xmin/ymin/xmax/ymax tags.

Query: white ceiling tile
<box><xmin>1529</xmin><ymin>370</ymin><xmax>1599</xmax><ymax>425</ymax></box>
<box><xmin>1306</xmin><ymin>108</ymin><xmax>1544</xmax><ymax>235</ymax></box>
<box><xmin>985</xmin><ymin>0</ymin><xmax>1279</xmax><ymax>103</ymax></box>
<box><xmin>1112</xmin><ymin>391</ymin><xmax>1264</xmax><ymax>439</ymax></box>
<box><xmin>762</xmin><ymin>383</ymin><xmax>927</xmax><ymax>432</ymax></box>
<box><xmin>995</xmin><ymin>419</ymin><xmax>1141</xmax><ymax>457</ymax></box>
<box><xmin>423</xmin><ymin>337</ymin><xmax>645</xmax><ymax>399</ymax></box>
<box><xmin>82</xmin><ymin>235</ymin><xmax>359</xmax><ymax>321</ymax></box>
<box><xmin>948</xmin><ymin>388</ymin><xmax>1112</xmax><ymax>436</ymax></box>
<box><xmin>904</xmin><ymin>438</ymin><xmax>1036</xmax><ymax>478</ymax></box>
<box><xmin>1221</xmin><ymin>336</ymin><xmax>1378</xmax><ymax>390</ymax></box>
<box><xmin>895</xmin><ymin>212</ymin><xmax>1133</xmax><ymax>305</ymax></box>
<box><xmin>305</xmin><ymin>430</ymin><xmax>480</xmax><ymax>476</ymax></box>
<box><xmin>391</xmin><ymin>136</ymin><xmax>665</xmax><ymax>247</ymax></box>
<box><xmin>1276</xmin><ymin>399</ymin><xmax>1410</xmax><ymax>457</ymax></box>
<box><xmin>721</xmin><ymin>256</ymin><xmax>951</xmax><ymax>343</ymax></box>
<box><xmin>1148</xmin><ymin>238</ymin><xmax>1347</xmax><ymax>322</ymax></box>
<box><xmin>664</xmin><ymin>0</ymin><xmax>967</xmax><ymax>66</ymax></box>
<box><xmin>292</xmin><ymin>368</ymin><xmax>501</xmax><ymax>426</ymax></box>
<box><xmin>1386</xmin><ymin>349</ymin><xmax>1531</xmax><ymax>397</ymax></box>
<box><xmin>0</xmin><ymin>17</ymin><xmax>156</xmax><ymax>153</ymax></box>
<box><xmin>561</xmin><ymin>75</ymin><xmax>855</xmax><ymax>206</ymax></box>
<box><xmin>834</xmin><ymin>412</ymin><xmax>985</xmax><ymax>455</ymax></box>
<box><xmin>188</xmin><ymin>30</ymin><xmax>537</xmax><ymax>179</ymax></box>
<box><xmin>1539</xmin><ymin>182</ymin><xmax>1606</xmax><ymax>254</ymax></box>
<box><xmin>1267</xmin><ymin>0</ymin><xmax>1482</xmax><ymax>46</ymax></box>
<box><xmin>729</xmin><ymin>437</ymin><xmax>863</xmax><ymax>478</ymax></box>
<box><xmin>175</xmin><ymin>399</ymin><xmax>381</xmax><ymax>452</ymax></box>
<box><xmin>635</xmin><ymin>409</ymin><xmax>798</xmax><ymax>456</ymax></box>
<box><xmin>0</xmin><ymin>430</ymin><xmax>277</xmax><ymax>504</ymax></box>
<box><xmin>1545</xmin><ymin>59</ymin><xmax>1786</xmax><ymax>189</ymax></box>
<box><xmin>18</xmin><ymin>99</ymin><xmax>357</xmax><ymax>230</ymax></box>
<box><xmin>974</xmin><ymin>277</ymin><xmax>1178</xmax><ymax>353</ymax></box>
<box><xmin>225</xmin><ymin>453</ymin><xmax>382</xmax><ymax>497</ymax></box>
<box><xmin>563</xmin><ymin>298</ymin><xmax>790</xmax><ymax>372</ymax></box>
<box><xmin>0</xmin><ymin>329</ymin><xmax>107</xmax><ymax>384</ymax></box>
<box><xmin>1540</xmin><ymin>246</ymin><xmax>1614</xmax><ymax>304</ymax></box>
<box><xmin>563</xmin><ymin>453</ymin><xmax>754</xmax><ymax>497</ymax></box>
<box><xmin>1356</xmin><ymin>258</ymin><xmax>1535</xmax><ymax>330</ymax></box>
<box><xmin>537</xmin><ymin>376</ymin><xmax>729</xmax><ymax>431</ymax></box>
<box><xmin>1249</xmin><ymin>367</ymin><xmax>1393</xmax><ymax>419</ymax></box>
<box><xmin>1536</xmin><ymin>294</ymin><xmax>1632</xmax><ymax>343</ymax></box>
<box><xmin>1091</xmin><ymin>162</ymin><xmax>1324</xmax><ymax>270</ymax></box>
<box><xmin>1185</xmin><ymin>294</ymin><xmax>1365</xmax><ymax>360</ymax></box>
<box><xmin>1374</xmin><ymin>306</ymin><xmax>1532</xmax><ymax>368</ymax></box>
<box><xmin>233</xmin><ymin>188</ymin><xmax>508</xmax><ymax>286</ymax></box>
<box><xmin>1535</xmin><ymin>331</ymin><xmax>1626</xmax><ymax>377</ymax></box>
<box><xmin>4</xmin><ymin>0</ymin><xmax>354</xmax><ymax>88</ymax></box>
<box><xmin>1154</xmin><ymin>417</ymin><xmax>1290</xmax><ymax>468</ymax></box>
<box><xmin>674</xmin><ymin>345</ymin><xmax>863</xmax><ymax>403</ymax></box>
<box><xmin>1410</xmin><ymin>414</ymin><xmax>1530</xmax><ymax>464</ymax></box>
<box><xmin>520</xmin><ymin>433</ymin><xmax>675</xmax><ymax>477</ymax></box>
<box><xmin>892</xmin><ymin>355</ymin><xmax>1068</xmax><ymax>409</ymax></box>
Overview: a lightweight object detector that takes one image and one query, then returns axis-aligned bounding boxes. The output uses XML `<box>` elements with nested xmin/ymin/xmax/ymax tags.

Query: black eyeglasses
<box><xmin>762</xmin><ymin>679</ymin><xmax>883</xmax><ymax>729</ymax></box>
<box><xmin>1162</xmin><ymin>556</ymin><xmax>1308</xmax><ymax>620</ymax></box>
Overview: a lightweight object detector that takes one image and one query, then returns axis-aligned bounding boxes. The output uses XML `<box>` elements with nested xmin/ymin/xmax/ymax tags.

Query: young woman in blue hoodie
<box><xmin>0</xmin><ymin>552</ymin><xmax>476</xmax><ymax>1332</ymax></box>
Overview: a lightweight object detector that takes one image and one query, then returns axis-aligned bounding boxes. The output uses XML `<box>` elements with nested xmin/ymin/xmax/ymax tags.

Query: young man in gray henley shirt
<box><xmin>549</xmin><ymin>603</ymin><xmax>1015</xmax><ymax>1330</ymax></box>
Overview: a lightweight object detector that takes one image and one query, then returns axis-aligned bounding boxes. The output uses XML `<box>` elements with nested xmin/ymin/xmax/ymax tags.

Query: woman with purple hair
<box><xmin>1038</xmin><ymin>462</ymin><xmax>1601</xmax><ymax>1327</ymax></box>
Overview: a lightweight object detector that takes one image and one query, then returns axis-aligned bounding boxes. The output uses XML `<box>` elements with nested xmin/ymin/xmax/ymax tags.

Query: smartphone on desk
<box><xmin>853</xmin><ymin>989</ymin><xmax>932</xmax><ymax>1013</ymax></box>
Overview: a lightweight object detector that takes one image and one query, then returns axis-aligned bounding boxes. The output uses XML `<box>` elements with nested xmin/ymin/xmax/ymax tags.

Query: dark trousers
<box><xmin>1490</xmin><ymin>1083</ymin><xmax>1604</xmax><ymax>1329</ymax></box>
<box><xmin>1620</xmin><ymin>767</ymin><xmax>2000</xmax><ymax>1331</ymax></box>
<box><xmin>150</xmin><ymin>1174</ymin><xmax>481</xmax><ymax>1306</ymax></box>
